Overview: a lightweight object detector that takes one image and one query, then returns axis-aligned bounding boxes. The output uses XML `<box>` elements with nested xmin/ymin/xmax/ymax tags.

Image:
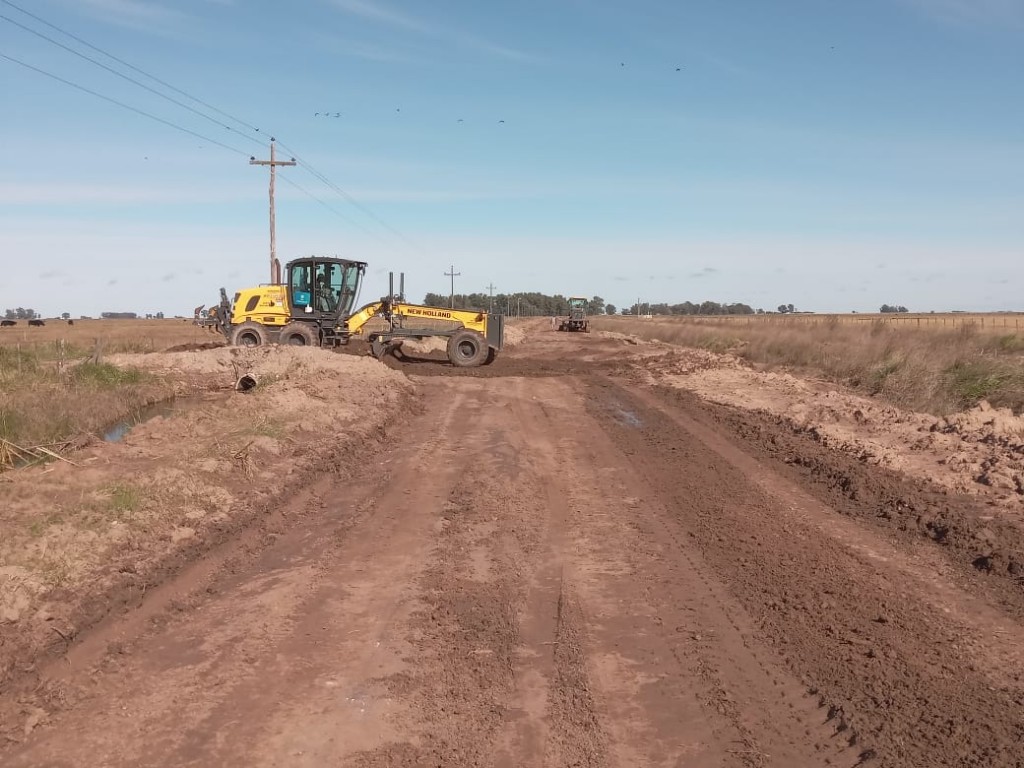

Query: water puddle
<box><xmin>101</xmin><ymin>394</ymin><xmax>221</xmax><ymax>443</ymax></box>
<box><xmin>610</xmin><ymin>402</ymin><xmax>643</xmax><ymax>428</ymax></box>
<box><xmin>2</xmin><ymin>395</ymin><xmax>223</xmax><ymax>471</ymax></box>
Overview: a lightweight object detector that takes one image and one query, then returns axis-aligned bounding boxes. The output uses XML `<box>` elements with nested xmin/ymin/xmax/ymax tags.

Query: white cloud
<box><xmin>328</xmin><ymin>0</ymin><xmax>541</xmax><ymax>62</ymax></box>
<box><xmin>0</xmin><ymin>182</ymin><xmax>252</xmax><ymax>205</ymax></box>
<box><xmin>900</xmin><ymin>0</ymin><xmax>1024</xmax><ymax>28</ymax></box>
<box><xmin>73</xmin><ymin>0</ymin><xmax>188</xmax><ymax>33</ymax></box>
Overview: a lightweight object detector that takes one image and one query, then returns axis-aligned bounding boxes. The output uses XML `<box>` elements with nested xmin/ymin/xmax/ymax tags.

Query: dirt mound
<box><xmin>934</xmin><ymin>399</ymin><xmax>1024</xmax><ymax>441</ymax></box>
<box><xmin>0</xmin><ymin>347</ymin><xmax>414</xmax><ymax>707</ymax></box>
<box><xmin>160</xmin><ymin>341</ymin><xmax>225</xmax><ymax>353</ymax></box>
<box><xmin>628</xmin><ymin>350</ymin><xmax>1024</xmax><ymax>508</ymax></box>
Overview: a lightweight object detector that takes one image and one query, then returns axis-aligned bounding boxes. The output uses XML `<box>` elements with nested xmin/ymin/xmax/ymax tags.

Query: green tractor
<box><xmin>558</xmin><ymin>296</ymin><xmax>590</xmax><ymax>333</ymax></box>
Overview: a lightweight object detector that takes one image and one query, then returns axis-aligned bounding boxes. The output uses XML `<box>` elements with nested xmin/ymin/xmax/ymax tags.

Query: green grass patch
<box><xmin>71</xmin><ymin>362</ymin><xmax>145</xmax><ymax>388</ymax></box>
<box><xmin>943</xmin><ymin>361</ymin><xmax>1017</xmax><ymax>408</ymax></box>
<box><xmin>868</xmin><ymin>357</ymin><xmax>903</xmax><ymax>395</ymax></box>
<box><xmin>107</xmin><ymin>483</ymin><xmax>143</xmax><ymax>519</ymax></box>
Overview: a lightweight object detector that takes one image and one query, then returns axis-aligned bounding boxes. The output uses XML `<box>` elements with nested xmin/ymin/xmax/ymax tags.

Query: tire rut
<box><xmin>588</xmin><ymin>377</ymin><xmax>1024</xmax><ymax>767</ymax></box>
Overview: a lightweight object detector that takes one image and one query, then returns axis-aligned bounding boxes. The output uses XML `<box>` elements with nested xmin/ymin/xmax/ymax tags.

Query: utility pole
<box><xmin>250</xmin><ymin>138</ymin><xmax>296</xmax><ymax>284</ymax></box>
<box><xmin>445</xmin><ymin>265</ymin><xmax>461</xmax><ymax>308</ymax></box>
<box><xmin>486</xmin><ymin>282</ymin><xmax>497</xmax><ymax>314</ymax></box>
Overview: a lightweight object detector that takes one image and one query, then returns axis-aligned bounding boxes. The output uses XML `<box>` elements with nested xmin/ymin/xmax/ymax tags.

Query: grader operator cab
<box><xmin>210</xmin><ymin>257</ymin><xmax>502</xmax><ymax>367</ymax></box>
<box><xmin>558</xmin><ymin>296</ymin><xmax>590</xmax><ymax>333</ymax></box>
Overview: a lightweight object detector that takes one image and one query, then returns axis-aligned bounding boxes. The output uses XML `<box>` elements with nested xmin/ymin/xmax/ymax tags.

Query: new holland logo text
<box><xmin>406</xmin><ymin>307</ymin><xmax>452</xmax><ymax>319</ymax></box>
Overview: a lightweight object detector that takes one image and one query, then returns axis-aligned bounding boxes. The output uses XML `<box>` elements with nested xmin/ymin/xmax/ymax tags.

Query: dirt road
<box><xmin>3</xmin><ymin>328</ymin><xmax>1022</xmax><ymax>767</ymax></box>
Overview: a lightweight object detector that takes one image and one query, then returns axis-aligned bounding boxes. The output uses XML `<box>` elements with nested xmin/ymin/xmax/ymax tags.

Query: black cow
<box><xmin>0</xmin><ymin>320</ymin><xmax>15</xmax><ymax>327</ymax></box>
<box><xmin>28</xmin><ymin>319</ymin><xmax>45</xmax><ymax>327</ymax></box>
<box><xmin>67</xmin><ymin>319</ymin><xmax>74</xmax><ymax>326</ymax></box>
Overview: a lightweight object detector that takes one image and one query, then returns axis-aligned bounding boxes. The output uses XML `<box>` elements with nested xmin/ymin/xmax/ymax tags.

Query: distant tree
<box><xmin>61</xmin><ymin>312</ymin><xmax>70</xmax><ymax>320</ymax></box>
<box><xmin>777</xmin><ymin>304</ymin><xmax>790</xmax><ymax>314</ymax></box>
<box><xmin>4</xmin><ymin>309</ymin><xmax>14</xmax><ymax>319</ymax></box>
<box><xmin>880</xmin><ymin>304</ymin><xmax>910</xmax><ymax>314</ymax></box>
<box><xmin>587</xmin><ymin>296</ymin><xmax>605</xmax><ymax>315</ymax></box>
<box><xmin>605</xmin><ymin>303</ymin><xmax>616</xmax><ymax>316</ymax></box>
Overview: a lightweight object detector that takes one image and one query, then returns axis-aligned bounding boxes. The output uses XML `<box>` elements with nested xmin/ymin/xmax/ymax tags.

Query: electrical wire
<box><xmin>0</xmin><ymin>0</ymin><xmax>260</xmax><ymax>134</ymax></box>
<box><xmin>0</xmin><ymin>52</ymin><xmax>251</xmax><ymax>156</ymax></box>
<box><xmin>276</xmin><ymin>139</ymin><xmax>426</xmax><ymax>253</ymax></box>
<box><xmin>277</xmin><ymin>174</ymin><xmax>381</xmax><ymax>238</ymax></box>
<box><xmin>0</xmin><ymin>12</ymin><xmax>265</xmax><ymax>150</ymax></box>
<box><xmin>1</xmin><ymin>0</ymin><xmax>424</xmax><ymax>252</ymax></box>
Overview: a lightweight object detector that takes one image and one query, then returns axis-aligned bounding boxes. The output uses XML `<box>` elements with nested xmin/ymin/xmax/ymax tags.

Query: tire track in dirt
<box><xmin>350</xmin><ymin>377</ymin><xmax>609</xmax><ymax>767</ymax></box>
<box><xmin>588</xmin><ymin>378</ymin><xmax>1024</xmax><ymax>767</ymax></box>
<box><xmin>1</xmin><ymin>394</ymin><xmax>469</xmax><ymax>767</ymax></box>
<box><xmin>651</xmin><ymin>385</ymin><xmax>1024</xmax><ymax>615</ymax></box>
<box><xmin>539</xmin><ymin>380</ymin><xmax>848</xmax><ymax>767</ymax></box>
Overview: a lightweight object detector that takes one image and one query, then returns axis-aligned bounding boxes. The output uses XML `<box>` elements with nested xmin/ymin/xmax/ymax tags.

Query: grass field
<box><xmin>0</xmin><ymin>319</ymin><xmax>213</xmax><ymax>464</ymax></box>
<box><xmin>646</xmin><ymin>312</ymin><xmax>1024</xmax><ymax>333</ymax></box>
<box><xmin>595</xmin><ymin>314</ymin><xmax>1024</xmax><ymax>416</ymax></box>
<box><xmin>0</xmin><ymin>318</ymin><xmax>221</xmax><ymax>354</ymax></box>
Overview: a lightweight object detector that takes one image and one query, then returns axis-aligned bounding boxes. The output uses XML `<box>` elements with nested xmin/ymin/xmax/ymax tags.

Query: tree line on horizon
<box><xmin>422</xmin><ymin>292</ymin><xmax>759</xmax><ymax>317</ymax></box>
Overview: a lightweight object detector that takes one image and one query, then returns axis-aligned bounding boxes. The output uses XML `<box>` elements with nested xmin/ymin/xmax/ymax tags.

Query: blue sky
<box><xmin>1</xmin><ymin>0</ymin><xmax>1022</xmax><ymax>316</ymax></box>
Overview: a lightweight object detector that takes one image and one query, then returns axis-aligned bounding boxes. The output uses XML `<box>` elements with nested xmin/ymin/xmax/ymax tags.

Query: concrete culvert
<box><xmin>236</xmin><ymin>374</ymin><xmax>258</xmax><ymax>392</ymax></box>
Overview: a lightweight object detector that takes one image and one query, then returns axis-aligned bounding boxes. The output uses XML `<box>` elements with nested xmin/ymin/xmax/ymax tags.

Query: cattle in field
<box><xmin>28</xmin><ymin>319</ymin><xmax>45</xmax><ymax>327</ymax></box>
<box><xmin>0</xmin><ymin>320</ymin><xmax>15</xmax><ymax>327</ymax></box>
<box><xmin>67</xmin><ymin>319</ymin><xmax>74</xmax><ymax>326</ymax></box>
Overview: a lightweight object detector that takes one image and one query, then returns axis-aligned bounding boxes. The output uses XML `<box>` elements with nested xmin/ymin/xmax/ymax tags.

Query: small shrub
<box><xmin>71</xmin><ymin>362</ymin><xmax>145</xmax><ymax>388</ymax></box>
<box><xmin>0</xmin><ymin>347</ymin><xmax>40</xmax><ymax>373</ymax></box>
<box><xmin>868</xmin><ymin>357</ymin><xmax>903</xmax><ymax>395</ymax></box>
<box><xmin>0</xmin><ymin>407</ymin><xmax>23</xmax><ymax>441</ymax></box>
<box><xmin>943</xmin><ymin>361</ymin><xmax>1012</xmax><ymax>407</ymax></box>
<box><xmin>107</xmin><ymin>483</ymin><xmax>142</xmax><ymax>518</ymax></box>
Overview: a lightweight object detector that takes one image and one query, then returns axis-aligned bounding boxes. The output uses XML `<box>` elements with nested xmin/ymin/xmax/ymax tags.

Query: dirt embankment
<box><xmin>607</xmin><ymin>337</ymin><xmax>1024</xmax><ymax>510</ymax></box>
<box><xmin>0</xmin><ymin>346</ymin><xmax>414</xmax><ymax>720</ymax></box>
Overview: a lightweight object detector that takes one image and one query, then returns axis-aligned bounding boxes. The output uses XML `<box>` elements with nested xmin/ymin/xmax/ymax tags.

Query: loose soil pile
<box><xmin>613</xmin><ymin>342</ymin><xmax>1024</xmax><ymax>510</ymax></box>
<box><xmin>0</xmin><ymin>346</ymin><xmax>413</xmax><ymax>720</ymax></box>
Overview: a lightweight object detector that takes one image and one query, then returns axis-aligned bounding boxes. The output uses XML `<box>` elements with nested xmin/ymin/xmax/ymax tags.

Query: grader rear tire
<box><xmin>279</xmin><ymin>322</ymin><xmax>318</xmax><ymax>347</ymax></box>
<box><xmin>447</xmin><ymin>329</ymin><xmax>488</xmax><ymax>368</ymax></box>
<box><xmin>230</xmin><ymin>321</ymin><xmax>268</xmax><ymax>348</ymax></box>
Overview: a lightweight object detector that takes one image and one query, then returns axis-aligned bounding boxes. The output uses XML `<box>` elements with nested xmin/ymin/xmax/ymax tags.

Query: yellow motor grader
<box><xmin>209</xmin><ymin>257</ymin><xmax>502</xmax><ymax>367</ymax></box>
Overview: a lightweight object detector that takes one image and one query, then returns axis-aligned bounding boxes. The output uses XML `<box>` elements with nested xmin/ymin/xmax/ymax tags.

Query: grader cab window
<box><xmin>290</xmin><ymin>265</ymin><xmax>312</xmax><ymax>309</ymax></box>
<box><xmin>288</xmin><ymin>260</ymin><xmax>361</xmax><ymax>316</ymax></box>
<box><xmin>314</xmin><ymin>263</ymin><xmax>342</xmax><ymax>313</ymax></box>
<box><xmin>337</xmin><ymin>264</ymin><xmax>360</xmax><ymax>314</ymax></box>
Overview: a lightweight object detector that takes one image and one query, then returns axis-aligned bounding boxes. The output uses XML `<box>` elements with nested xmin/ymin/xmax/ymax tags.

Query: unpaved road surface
<box><xmin>3</xmin><ymin>327</ymin><xmax>1023</xmax><ymax>767</ymax></box>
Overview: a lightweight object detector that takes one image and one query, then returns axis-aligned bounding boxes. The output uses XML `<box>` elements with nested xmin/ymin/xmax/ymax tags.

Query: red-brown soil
<box><xmin>1</xmin><ymin>323</ymin><xmax>1022</xmax><ymax>767</ymax></box>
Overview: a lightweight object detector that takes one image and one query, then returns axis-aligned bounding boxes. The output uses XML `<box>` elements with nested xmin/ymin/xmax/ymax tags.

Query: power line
<box><xmin>0</xmin><ymin>0</ymin><xmax>260</xmax><ymax>135</ymax></box>
<box><xmin>273</xmin><ymin>139</ymin><xmax>426</xmax><ymax>254</ymax></box>
<box><xmin>0</xmin><ymin>11</ymin><xmax>264</xmax><ymax>150</ymax></box>
<box><xmin>1</xmin><ymin>0</ymin><xmax>423</xmax><ymax>252</ymax></box>
<box><xmin>0</xmin><ymin>53</ymin><xmax>250</xmax><ymax>156</ymax></box>
<box><xmin>277</xmin><ymin>174</ymin><xmax>403</xmax><ymax>245</ymax></box>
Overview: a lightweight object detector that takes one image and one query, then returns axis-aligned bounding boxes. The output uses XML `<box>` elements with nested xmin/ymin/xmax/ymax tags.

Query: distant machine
<box><xmin>557</xmin><ymin>296</ymin><xmax>590</xmax><ymax>333</ymax></box>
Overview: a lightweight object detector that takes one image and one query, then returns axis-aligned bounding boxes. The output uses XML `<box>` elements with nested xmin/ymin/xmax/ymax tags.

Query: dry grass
<box><xmin>0</xmin><ymin>319</ymin><xmax>207</xmax><ymax>462</ymax></box>
<box><xmin>597</xmin><ymin>315</ymin><xmax>1024</xmax><ymax>416</ymax></box>
<box><xmin>0</xmin><ymin>318</ymin><xmax>221</xmax><ymax>354</ymax></box>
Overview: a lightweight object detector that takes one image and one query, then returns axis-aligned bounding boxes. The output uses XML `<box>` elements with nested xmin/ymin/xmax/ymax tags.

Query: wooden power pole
<box><xmin>445</xmin><ymin>265</ymin><xmax>461</xmax><ymax>308</ymax></box>
<box><xmin>250</xmin><ymin>138</ymin><xmax>296</xmax><ymax>284</ymax></box>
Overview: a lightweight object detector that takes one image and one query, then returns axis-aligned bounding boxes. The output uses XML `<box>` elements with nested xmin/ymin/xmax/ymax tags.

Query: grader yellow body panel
<box><xmin>214</xmin><ymin>257</ymin><xmax>502</xmax><ymax>367</ymax></box>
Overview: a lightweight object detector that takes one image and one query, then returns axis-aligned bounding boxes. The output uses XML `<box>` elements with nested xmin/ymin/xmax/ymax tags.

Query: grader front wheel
<box><xmin>447</xmin><ymin>330</ymin><xmax>489</xmax><ymax>367</ymax></box>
